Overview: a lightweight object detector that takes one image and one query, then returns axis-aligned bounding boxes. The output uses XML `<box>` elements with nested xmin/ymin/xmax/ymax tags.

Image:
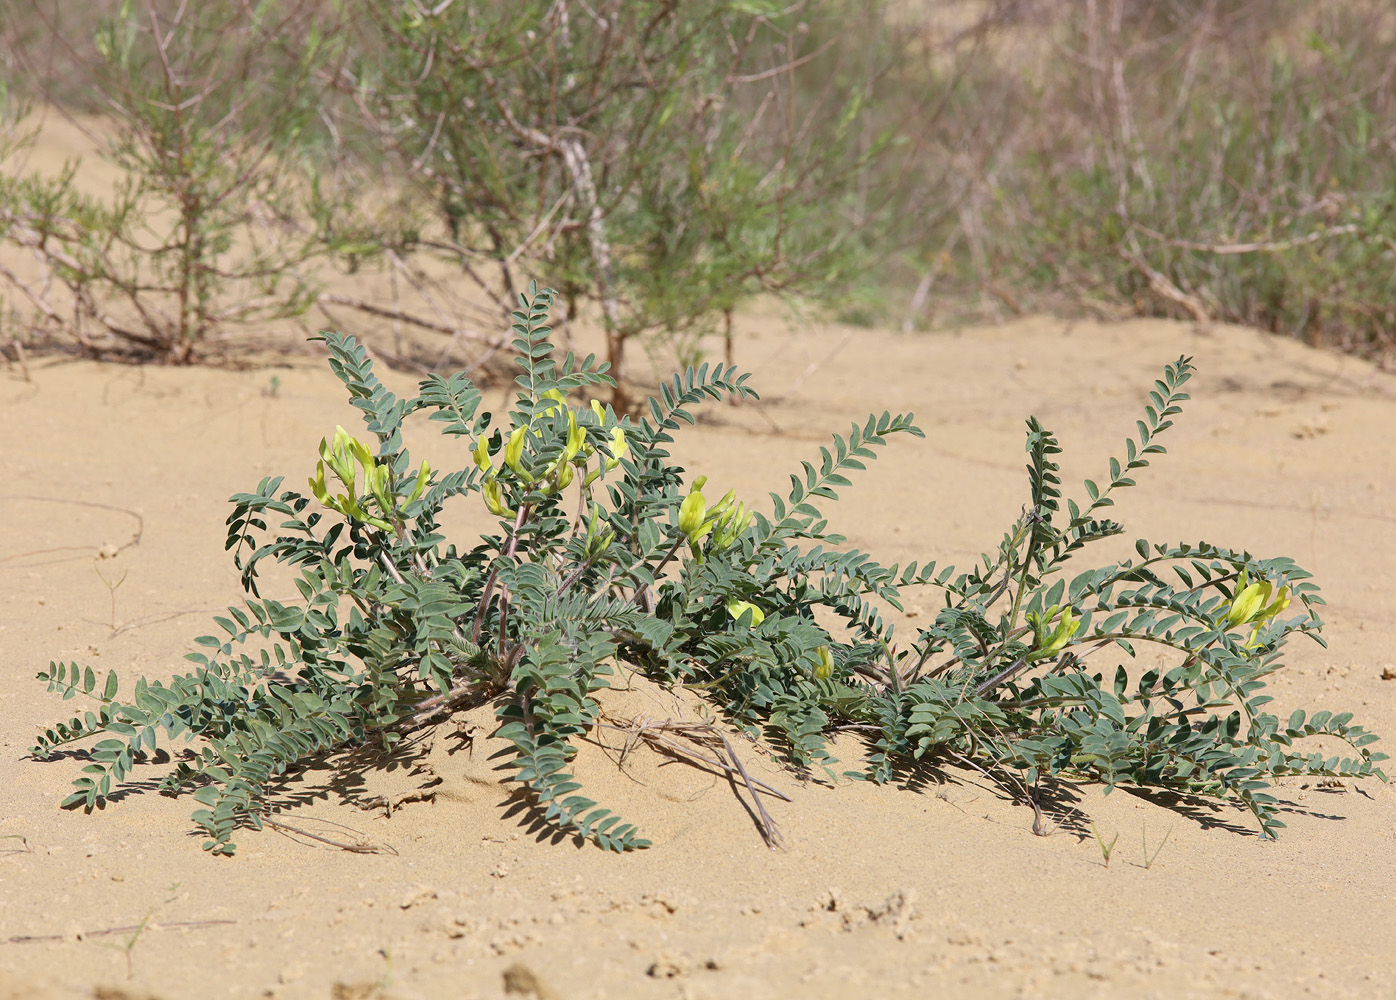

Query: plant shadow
<box><xmin>1112</xmin><ymin>784</ymin><xmax>1354</xmax><ymax>836</ymax></box>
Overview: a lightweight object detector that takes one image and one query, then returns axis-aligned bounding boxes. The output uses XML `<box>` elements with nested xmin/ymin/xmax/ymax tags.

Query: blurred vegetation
<box><xmin>901</xmin><ymin>0</ymin><xmax>1396</xmax><ymax>366</ymax></box>
<box><xmin>2</xmin><ymin>0</ymin><xmax>1395</xmax><ymax>380</ymax></box>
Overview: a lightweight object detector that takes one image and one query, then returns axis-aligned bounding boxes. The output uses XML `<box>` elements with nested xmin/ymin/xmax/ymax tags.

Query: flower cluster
<box><xmin>309</xmin><ymin>425</ymin><xmax>429</xmax><ymax>533</ymax></box>
<box><xmin>1026</xmin><ymin>604</ymin><xmax>1081</xmax><ymax>661</ymax></box>
<box><xmin>674</xmin><ymin>475</ymin><xmax>752</xmax><ymax>558</ymax></box>
<box><xmin>472</xmin><ymin>391</ymin><xmax>629</xmax><ymax>519</ymax></box>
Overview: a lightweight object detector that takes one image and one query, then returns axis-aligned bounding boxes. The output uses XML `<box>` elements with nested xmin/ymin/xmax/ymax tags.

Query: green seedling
<box><xmin>1090</xmin><ymin>823</ymin><xmax>1120</xmax><ymax>868</ymax></box>
<box><xmin>1141</xmin><ymin>823</ymin><xmax>1174</xmax><ymax>870</ymax></box>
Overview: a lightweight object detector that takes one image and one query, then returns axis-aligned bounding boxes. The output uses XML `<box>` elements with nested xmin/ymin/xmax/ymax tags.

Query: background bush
<box><xmin>902</xmin><ymin>0</ymin><xmax>1396</xmax><ymax>364</ymax></box>
<box><xmin>4</xmin><ymin>0</ymin><xmax>1396</xmax><ymax>374</ymax></box>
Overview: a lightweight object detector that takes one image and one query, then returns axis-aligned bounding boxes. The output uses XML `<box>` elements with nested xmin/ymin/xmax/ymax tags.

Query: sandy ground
<box><xmin>1</xmin><ymin>304</ymin><xmax>1395</xmax><ymax>1000</ymax></box>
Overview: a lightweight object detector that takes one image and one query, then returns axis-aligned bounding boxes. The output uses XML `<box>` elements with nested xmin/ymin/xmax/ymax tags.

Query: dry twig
<box><xmin>599</xmin><ymin>713</ymin><xmax>789</xmax><ymax>848</ymax></box>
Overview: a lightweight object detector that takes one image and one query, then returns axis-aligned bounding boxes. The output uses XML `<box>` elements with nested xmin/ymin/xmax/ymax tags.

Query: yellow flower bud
<box><xmin>408</xmin><ymin>461</ymin><xmax>431</xmax><ymax>504</ymax></box>
<box><xmin>320</xmin><ymin>426</ymin><xmax>361</xmax><ymax>490</ymax></box>
<box><xmin>309</xmin><ymin>461</ymin><xmax>331</xmax><ymax>505</ymax></box>
<box><xmin>504</xmin><ymin>426</ymin><xmax>532</xmax><ymax>482</ymax></box>
<box><xmin>348</xmin><ymin>435</ymin><xmax>374</xmax><ymax>470</ymax></box>
<box><xmin>814</xmin><ymin>645</ymin><xmax>834</xmax><ymax>680</ymax></box>
<box><xmin>584</xmin><ymin>505</ymin><xmax>614</xmax><ymax>558</ymax></box>
<box><xmin>473</xmin><ymin>436</ymin><xmax>492</xmax><ymax>473</ymax></box>
<box><xmin>711</xmin><ymin>502</ymin><xmax>750</xmax><ymax>551</ymax></box>
<box><xmin>366</xmin><ymin>462</ymin><xmax>393</xmax><ymax>516</ymax></box>
<box><xmin>709</xmin><ymin>489</ymin><xmax>736</xmax><ymax>519</ymax></box>
<box><xmin>483</xmin><ymin>478</ymin><xmax>511</xmax><ymax>518</ymax></box>
<box><xmin>1029</xmin><ymin>606</ymin><xmax>1079</xmax><ymax>659</ymax></box>
<box><xmin>677</xmin><ymin>488</ymin><xmax>707</xmax><ymax>540</ymax></box>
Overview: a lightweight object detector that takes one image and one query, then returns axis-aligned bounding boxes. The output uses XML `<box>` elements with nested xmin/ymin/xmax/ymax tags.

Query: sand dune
<box><xmin>2</xmin><ymin>310</ymin><xmax>1394</xmax><ymax>999</ymax></box>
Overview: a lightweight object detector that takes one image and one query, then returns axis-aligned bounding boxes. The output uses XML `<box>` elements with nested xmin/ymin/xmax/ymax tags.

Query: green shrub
<box><xmin>946</xmin><ymin>0</ymin><xmax>1396</xmax><ymax>357</ymax></box>
<box><xmin>33</xmin><ymin>285</ymin><xmax>1385</xmax><ymax>854</ymax></box>
<box><xmin>341</xmin><ymin>0</ymin><xmax>916</xmax><ymax>408</ymax></box>
<box><xmin>0</xmin><ymin>1</ymin><xmax>351</xmax><ymax>361</ymax></box>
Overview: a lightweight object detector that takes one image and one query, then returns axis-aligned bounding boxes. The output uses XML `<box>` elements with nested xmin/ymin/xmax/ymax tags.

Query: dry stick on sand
<box><xmin>317</xmin><ymin>287</ymin><xmax>510</xmax><ymax>377</ymax></box>
<box><xmin>261</xmin><ymin>815</ymin><xmax>397</xmax><ymax>855</ymax></box>
<box><xmin>5</xmin><ymin>920</ymin><xmax>235</xmax><ymax>945</ymax></box>
<box><xmin>0</xmin><ymin>495</ymin><xmax>144</xmax><ymax>564</ymax></box>
<box><xmin>599</xmin><ymin>714</ymin><xmax>791</xmax><ymax>848</ymax></box>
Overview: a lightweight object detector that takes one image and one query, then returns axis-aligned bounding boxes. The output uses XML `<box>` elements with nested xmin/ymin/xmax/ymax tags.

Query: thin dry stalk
<box><xmin>261</xmin><ymin>814</ymin><xmax>397</xmax><ymax>855</ymax></box>
<box><xmin>5</xmin><ymin>920</ymin><xmax>236</xmax><ymax>945</ymax></box>
<box><xmin>1118</xmin><ymin>244</ymin><xmax>1210</xmax><ymax>323</ymax></box>
<box><xmin>3</xmin><ymin>325</ymin><xmax>30</xmax><ymax>383</ymax></box>
<box><xmin>1135</xmin><ymin>223</ymin><xmax>1361</xmax><ymax>256</ymax></box>
<box><xmin>317</xmin><ymin>293</ymin><xmax>500</xmax><ymax>347</ymax></box>
<box><xmin>599</xmin><ymin>713</ymin><xmax>789</xmax><ymax>848</ymax></box>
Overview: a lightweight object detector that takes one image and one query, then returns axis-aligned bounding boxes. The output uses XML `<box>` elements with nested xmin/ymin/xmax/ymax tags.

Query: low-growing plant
<box><xmin>1089</xmin><ymin>823</ymin><xmax>1118</xmax><ymax>868</ymax></box>
<box><xmin>1140</xmin><ymin>822</ymin><xmax>1172</xmax><ymax>870</ymax></box>
<box><xmin>32</xmin><ymin>285</ymin><xmax>1385</xmax><ymax>854</ymax></box>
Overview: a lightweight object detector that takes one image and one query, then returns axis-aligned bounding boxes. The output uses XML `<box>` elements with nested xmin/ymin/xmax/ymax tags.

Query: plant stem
<box><xmin>1005</xmin><ymin>515</ymin><xmax>1040</xmax><ymax>634</ymax></box>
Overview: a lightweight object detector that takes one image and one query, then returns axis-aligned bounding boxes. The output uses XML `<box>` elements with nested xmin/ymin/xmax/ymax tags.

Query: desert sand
<box><xmin>2</xmin><ymin>302</ymin><xmax>1395</xmax><ymax>1000</ymax></box>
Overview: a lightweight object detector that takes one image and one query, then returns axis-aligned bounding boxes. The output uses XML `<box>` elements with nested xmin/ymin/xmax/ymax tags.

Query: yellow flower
<box><xmin>584</xmin><ymin>505</ymin><xmax>614</xmax><ymax>558</ymax></box>
<box><xmin>1243</xmin><ymin>585</ymin><xmax>1291</xmax><ymax>648</ymax></box>
<box><xmin>563</xmin><ymin>409</ymin><xmax>585</xmax><ymax>465</ymax></box>
<box><xmin>1261</xmin><ymin>585</ymin><xmax>1291</xmax><ymax>621</ymax></box>
<box><xmin>473</xmin><ymin>436</ymin><xmax>492</xmax><ymax>473</ymax></box>
<box><xmin>308</xmin><ymin>461</ymin><xmax>331</xmax><ymax>505</ymax></box>
<box><xmin>318</xmin><ymin>425</ymin><xmax>361</xmax><ymax>491</ymax></box>
<box><xmin>1225</xmin><ymin>567</ymin><xmax>1272</xmax><ymax>628</ymax></box>
<box><xmin>814</xmin><ymin>645</ymin><xmax>834</xmax><ymax>681</ymax></box>
<box><xmin>310</xmin><ymin>427</ymin><xmax>395</xmax><ymax>531</ymax></box>
<box><xmin>725</xmin><ymin>599</ymin><xmax>765</xmax><ymax>627</ymax></box>
<box><xmin>581</xmin><ymin>402</ymin><xmax>629</xmax><ymax>486</ymax></box>
<box><xmin>605</xmin><ymin>425</ymin><xmax>628</xmax><ymax>470</ymax></box>
<box><xmin>550</xmin><ymin>460</ymin><xmax>574</xmax><ymax>492</ymax></box>
<box><xmin>407</xmin><ymin>460</ymin><xmax>431</xmax><ymax>504</ymax></box>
